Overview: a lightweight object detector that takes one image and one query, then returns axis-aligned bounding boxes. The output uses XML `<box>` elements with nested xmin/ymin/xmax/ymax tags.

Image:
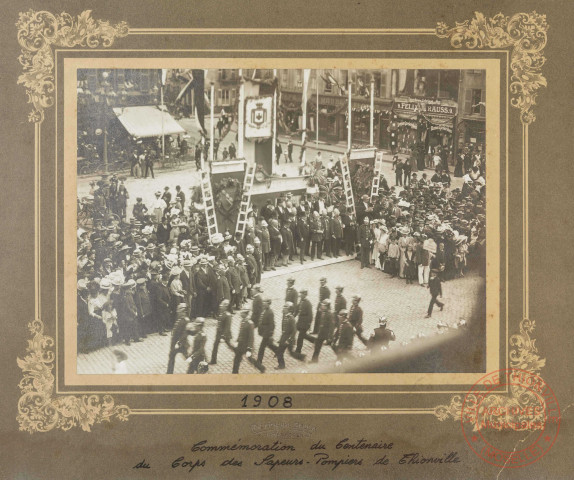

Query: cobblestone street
<box><xmin>77</xmin><ymin>259</ymin><xmax>483</xmax><ymax>375</ymax></box>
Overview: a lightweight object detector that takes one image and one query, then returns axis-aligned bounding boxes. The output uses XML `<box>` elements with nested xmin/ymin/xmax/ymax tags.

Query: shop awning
<box><xmin>112</xmin><ymin>105</ymin><xmax>186</xmax><ymax>138</ymax></box>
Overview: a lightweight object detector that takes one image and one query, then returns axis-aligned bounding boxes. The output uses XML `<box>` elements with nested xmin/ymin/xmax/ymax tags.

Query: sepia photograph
<box><xmin>74</xmin><ymin>67</ymin><xmax>488</xmax><ymax>375</ymax></box>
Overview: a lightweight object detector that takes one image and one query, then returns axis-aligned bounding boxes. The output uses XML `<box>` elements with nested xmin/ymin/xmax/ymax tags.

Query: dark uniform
<box><xmin>295</xmin><ymin>296</ymin><xmax>314</xmax><ymax>353</ymax></box>
<box><xmin>334</xmin><ymin>292</ymin><xmax>347</xmax><ymax>317</ymax></box>
<box><xmin>297</xmin><ymin>216</ymin><xmax>310</xmax><ymax>263</ymax></box>
<box><xmin>251</xmin><ymin>292</ymin><xmax>263</xmax><ymax>328</ymax></box>
<box><xmin>313</xmin><ymin>282</ymin><xmax>330</xmax><ymax>333</ymax></box>
<box><xmin>349</xmin><ymin>302</ymin><xmax>368</xmax><ymax>345</ymax></box>
<box><xmin>166</xmin><ymin>314</ymin><xmax>192</xmax><ymax>374</ymax></box>
<box><xmin>209</xmin><ymin>308</ymin><xmax>233</xmax><ymax>364</ymax></box>
<box><xmin>334</xmin><ymin>318</ymin><xmax>354</xmax><ymax>360</ymax></box>
<box><xmin>311</xmin><ymin>306</ymin><xmax>335</xmax><ymax>362</ymax></box>
<box><xmin>276</xmin><ymin>311</ymin><xmax>297</xmax><ymax>369</ymax></box>
<box><xmin>232</xmin><ymin>315</ymin><xmax>256</xmax><ymax>374</ymax></box>
<box><xmin>310</xmin><ymin>216</ymin><xmax>324</xmax><ymax>260</ymax></box>
<box><xmin>256</xmin><ymin>305</ymin><xmax>277</xmax><ymax>365</ymax></box>
<box><xmin>368</xmin><ymin>324</ymin><xmax>396</xmax><ymax>353</ymax></box>
<box><xmin>285</xmin><ymin>286</ymin><xmax>298</xmax><ymax>309</ymax></box>
<box><xmin>359</xmin><ymin>222</ymin><xmax>373</xmax><ymax>268</ymax></box>
<box><xmin>427</xmin><ymin>275</ymin><xmax>444</xmax><ymax>316</ymax></box>
<box><xmin>188</xmin><ymin>329</ymin><xmax>207</xmax><ymax>373</ymax></box>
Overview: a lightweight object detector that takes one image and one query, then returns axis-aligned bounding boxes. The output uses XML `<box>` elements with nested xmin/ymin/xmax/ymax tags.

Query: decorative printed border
<box><xmin>436</xmin><ymin>11</ymin><xmax>548</xmax><ymax>125</ymax></box>
<box><xmin>16</xmin><ymin>10</ymin><xmax>546</xmax><ymax>433</ymax></box>
<box><xmin>17</xmin><ymin>9</ymin><xmax>128</xmax><ymax>123</ymax></box>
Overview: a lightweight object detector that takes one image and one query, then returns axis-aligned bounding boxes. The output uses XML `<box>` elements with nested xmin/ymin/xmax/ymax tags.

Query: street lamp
<box><xmin>95</xmin><ymin>71</ymin><xmax>117</xmax><ymax>174</ymax></box>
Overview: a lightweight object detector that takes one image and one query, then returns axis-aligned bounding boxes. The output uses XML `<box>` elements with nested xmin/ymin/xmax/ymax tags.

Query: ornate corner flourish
<box><xmin>434</xmin><ymin>319</ymin><xmax>546</xmax><ymax>425</ymax></box>
<box><xmin>16</xmin><ymin>9</ymin><xmax>128</xmax><ymax>123</ymax></box>
<box><xmin>436</xmin><ymin>11</ymin><xmax>548</xmax><ymax>124</ymax></box>
<box><xmin>17</xmin><ymin>319</ymin><xmax>130</xmax><ymax>433</ymax></box>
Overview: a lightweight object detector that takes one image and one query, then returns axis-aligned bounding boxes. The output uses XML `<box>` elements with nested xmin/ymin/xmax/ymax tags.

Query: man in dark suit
<box><xmin>425</xmin><ymin>270</ymin><xmax>444</xmax><ymax>318</ymax></box>
<box><xmin>311</xmin><ymin>300</ymin><xmax>335</xmax><ymax>363</ymax></box>
<box><xmin>333</xmin><ymin>309</ymin><xmax>354</xmax><ymax>361</ymax></box>
<box><xmin>276</xmin><ymin>302</ymin><xmax>297</xmax><ymax>369</ymax></box>
<box><xmin>331</xmin><ymin>209</ymin><xmax>343</xmax><ymax>257</ymax></box>
<box><xmin>349</xmin><ymin>294</ymin><xmax>368</xmax><ymax>345</ymax></box>
<box><xmin>312</xmin><ymin>277</ymin><xmax>330</xmax><ymax>334</ymax></box>
<box><xmin>256</xmin><ymin>298</ymin><xmax>277</xmax><ymax>366</ymax></box>
<box><xmin>187</xmin><ymin>318</ymin><xmax>208</xmax><ymax>374</ymax></box>
<box><xmin>227</xmin><ymin>257</ymin><xmax>243</xmax><ymax>311</ymax></box>
<box><xmin>275</xmin><ymin>142</ymin><xmax>283</xmax><ymax>164</ymax></box>
<box><xmin>250</xmin><ymin>284</ymin><xmax>263</xmax><ymax>328</ymax></box>
<box><xmin>231</xmin><ymin>309</ymin><xmax>265</xmax><ymax>373</ymax></box>
<box><xmin>161</xmin><ymin>186</ymin><xmax>172</xmax><ymax>215</ymax></box>
<box><xmin>166</xmin><ymin>308</ymin><xmax>193</xmax><ymax>374</ymax></box>
<box><xmin>356</xmin><ymin>194</ymin><xmax>372</xmax><ymax>225</ymax></box>
<box><xmin>175</xmin><ymin>185</ymin><xmax>185</xmax><ymax>211</ymax></box>
<box><xmin>359</xmin><ymin>216</ymin><xmax>373</xmax><ymax>269</ymax></box>
<box><xmin>245</xmin><ymin>247</ymin><xmax>258</xmax><ymax>298</ymax></box>
<box><xmin>333</xmin><ymin>285</ymin><xmax>347</xmax><ymax>334</ymax></box>
<box><xmin>268</xmin><ymin>219</ymin><xmax>282</xmax><ymax>270</ymax></box>
<box><xmin>321</xmin><ymin>210</ymin><xmax>332</xmax><ymax>257</ymax></box>
<box><xmin>148</xmin><ymin>271</ymin><xmax>169</xmax><ymax>336</ymax></box>
<box><xmin>368</xmin><ymin>316</ymin><xmax>396</xmax><ymax>353</ymax></box>
<box><xmin>309</xmin><ymin>211</ymin><xmax>323</xmax><ymax>260</ymax></box>
<box><xmin>215</xmin><ymin>265</ymin><xmax>231</xmax><ymax>308</ymax></box>
<box><xmin>209</xmin><ymin>299</ymin><xmax>233</xmax><ymax>364</ymax></box>
<box><xmin>295</xmin><ymin>288</ymin><xmax>314</xmax><ymax>354</ymax></box>
<box><xmin>341</xmin><ymin>210</ymin><xmax>357</xmax><ymax>256</ymax></box>
<box><xmin>193</xmin><ymin>258</ymin><xmax>211</xmax><ymax>317</ymax></box>
<box><xmin>285</xmin><ymin>278</ymin><xmax>298</xmax><ymax>309</ymax></box>
<box><xmin>297</xmin><ymin>213</ymin><xmax>310</xmax><ymax>264</ymax></box>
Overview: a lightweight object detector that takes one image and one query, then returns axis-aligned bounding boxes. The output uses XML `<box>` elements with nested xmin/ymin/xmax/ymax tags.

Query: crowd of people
<box><xmin>77</xmin><ymin>144</ymin><xmax>486</xmax><ymax>373</ymax></box>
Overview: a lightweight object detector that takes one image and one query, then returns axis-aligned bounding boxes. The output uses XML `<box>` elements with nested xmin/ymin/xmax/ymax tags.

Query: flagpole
<box><xmin>370</xmin><ymin>77</ymin><xmax>375</xmax><ymax>147</ymax></box>
<box><xmin>210</xmin><ymin>81</ymin><xmax>214</xmax><ymax>162</ymax></box>
<box><xmin>238</xmin><ymin>69</ymin><xmax>245</xmax><ymax>159</ymax></box>
<box><xmin>161</xmin><ymin>82</ymin><xmax>165</xmax><ymax>163</ymax></box>
<box><xmin>301</xmin><ymin>71</ymin><xmax>308</xmax><ymax>166</ymax></box>
<box><xmin>272</xmin><ymin>68</ymin><xmax>277</xmax><ymax>174</ymax></box>
<box><xmin>347</xmin><ymin>78</ymin><xmax>352</xmax><ymax>152</ymax></box>
<box><xmin>316</xmin><ymin>69</ymin><xmax>319</xmax><ymax>149</ymax></box>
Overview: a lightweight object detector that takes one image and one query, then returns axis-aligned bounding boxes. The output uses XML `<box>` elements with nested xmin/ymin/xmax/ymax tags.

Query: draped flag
<box><xmin>301</xmin><ymin>69</ymin><xmax>312</xmax><ymax>113</ymax></box>
<box><xmin>175</xmin><ymin>69</ymin><xmax>207</xmax><ymax>135</ymax></box>
<box><xmin>321</xmin><ymin>71</ymin><xmax>346</xmax><ymax>95</ymax></box>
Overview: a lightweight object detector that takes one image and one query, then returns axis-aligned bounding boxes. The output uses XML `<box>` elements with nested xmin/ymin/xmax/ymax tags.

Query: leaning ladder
<box><xmin>340</xmin><ymin>155</ymin><xmax>356</xmax><ymax>218</ymax></box>
<box><xmin>235</xmin><ymin>164</ymin><xmax>256</xmax><ymax>237</ymax></box>
<box><xmin>200</xmin><ymin>171</ymin><xmax>218</xmax><ymax>240</ymax></box>
<box><xmin>370</xmin><ymin>151</ymin><xmax>384</xmax><ymax>203</ymax></box>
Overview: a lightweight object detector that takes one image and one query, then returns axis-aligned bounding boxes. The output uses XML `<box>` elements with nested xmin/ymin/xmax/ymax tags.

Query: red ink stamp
<box><xmin>461</xmin><ymin>368</ymin><xmax>560</xmax><ymax>468</ymax></box>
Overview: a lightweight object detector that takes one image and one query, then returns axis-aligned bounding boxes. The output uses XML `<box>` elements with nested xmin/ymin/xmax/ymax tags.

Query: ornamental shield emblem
<box><xmin>251</xmin><ymin>102</ymin><xmax>266</xmax><ymax>126</ymax></box>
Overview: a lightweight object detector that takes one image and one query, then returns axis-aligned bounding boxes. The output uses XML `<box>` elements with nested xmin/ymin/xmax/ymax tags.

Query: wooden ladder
<box><xmin>370</xmin><ymin>151</ymin><xmax>384</xmax><ymax>203</ymax></box>
<box><xmin>200</xmin><ymin>171</ymin><xmax>218</xmax><ymax>240</ymax></box>
<box><xmin>234</xmin><ymin>164</ymin><xmax>256</xmax><ymax>237</ymax></box>
<box><xmin>340</xmin><ymin>155</ymin><xmax>356</xmax><ymax>218</ymax></box>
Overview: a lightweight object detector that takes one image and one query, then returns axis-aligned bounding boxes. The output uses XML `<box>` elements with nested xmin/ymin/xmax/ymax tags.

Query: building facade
<box><xmin>455</xmin><ymin>70</ymin><xmax>486</xmax><ymax>156</ymax></box>
<box><xmin>77</xmin><ymin>69</ymin><xmax>163</xmax><ymax>170</ymax></box>
<box><xmin>165</xmin><ymin>69</ymin><xmax>240</xmax><ymax>116</ymax></box>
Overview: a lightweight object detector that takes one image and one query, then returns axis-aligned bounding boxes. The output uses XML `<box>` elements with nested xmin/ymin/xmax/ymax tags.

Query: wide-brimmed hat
<box><xmin>122</xmin><ymin>279</ymin><xmax>136</xmax><ymax>289</ymax></box>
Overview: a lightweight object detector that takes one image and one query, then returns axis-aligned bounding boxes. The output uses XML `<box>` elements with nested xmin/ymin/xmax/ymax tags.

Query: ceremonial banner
<box><xmin>245</xmin><ymin>95</ymin><xmax>273</xmax><ymax>139</ymax></box>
